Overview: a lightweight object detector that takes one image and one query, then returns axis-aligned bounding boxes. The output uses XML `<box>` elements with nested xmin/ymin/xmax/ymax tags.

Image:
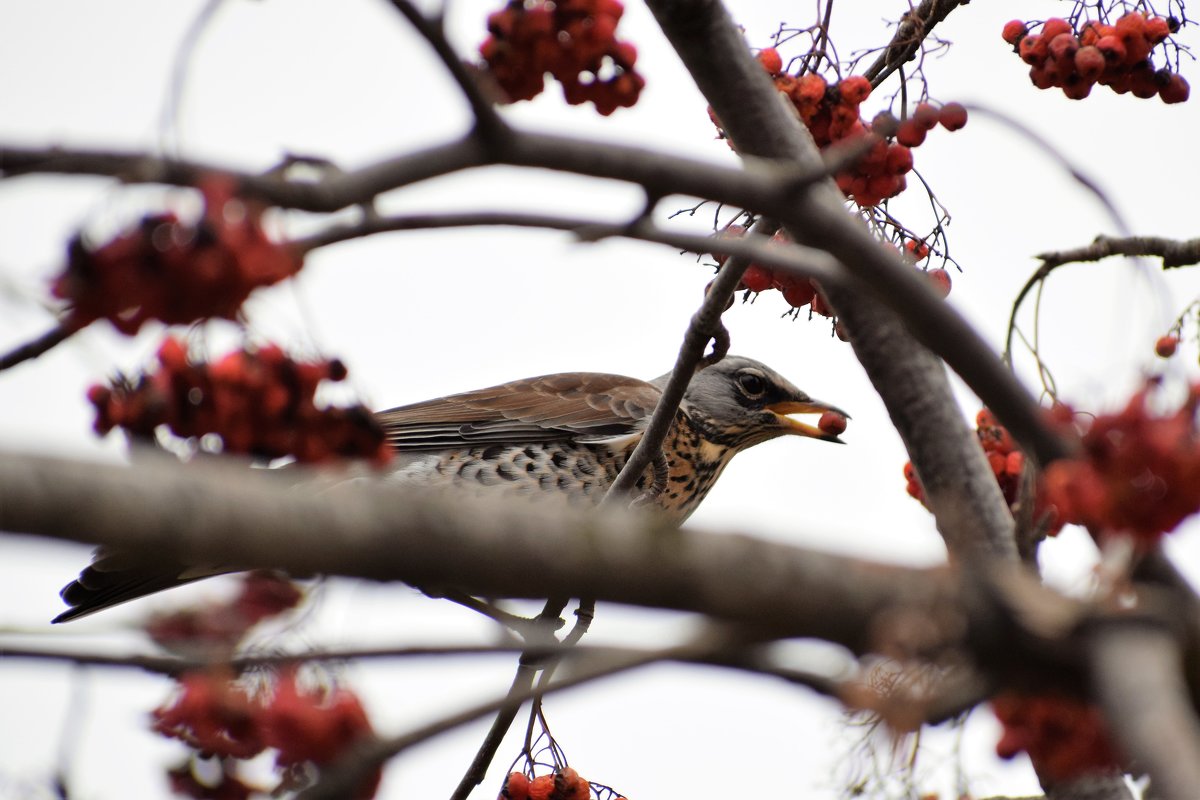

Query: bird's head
<box><xmin>668</xmin><ymin>355</ymin><xmax>848</xmax><ymax>450</ymax></box>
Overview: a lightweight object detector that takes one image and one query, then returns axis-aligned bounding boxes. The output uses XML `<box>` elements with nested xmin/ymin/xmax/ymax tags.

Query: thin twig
<box><xmin>0</xmin><ymin>324</ymin><xmax>73</xmax><ymax>373</ymax></box>
<box><xmin>600</xmin><ymin>217</ymin><xmax>781</xmax><ymax>505</ymax></box>
<box><xmin>383</xmin><ymin>0</ymin><xmax>509</xmax><ymax>141</ymax></box>
<box><xmin>298</xmin><ymin>632</ymin><xmax>728</xmax><ymax>800</ymax></box>
<box><xmin>863</xmin><ymin>0</ymin><xmax>970</xmax><ymax>88</ymax></box>
<box><xmin>449</xmin><ymin>598</ymin><xmax>567</xmax><ymax>800</ymax></box>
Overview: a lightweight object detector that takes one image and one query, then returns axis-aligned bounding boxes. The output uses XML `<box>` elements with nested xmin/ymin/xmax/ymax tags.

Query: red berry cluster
<box><xmin>1004</xmin><ymin>14</ymin><xmax>1189</xmax><ymax>102</ymax></box>
<box><xmin>905</xmin><ymin>409</ymin><xmax>1063</xmax><ymax>536</ymax></box>
<box><xmin>52</xmin><ymin>178</ymin><xmax>302</xmax><ymax>335</ymax></box>
<box><xmin>502</xmin><ymin>768</ymin><xmax>623</xmax><ymax>800</ymax></box>
<box><xmin>1042</xmin><ymin>383</ymin><xmax>1200</xmax><ymax>544</ymax></box>
<box><xmin>155</xmin><ymin>668</ymin><xmax>379</xmax><ymax>799</ymax></box>
<box><xmin>88</xmin><ymin>337</ymin><xmax>392</xmax><ymax>465</ymax></box>
<box><xmin>991</xmin><ymin>692</ymin><xmax>1121</xmax><ymax>783</ymax></box>
<box><xmin>719</xmin><ymin>55</ymin><xmax>967</xmax><ymax>207</ymax></box>
<box><xmin>145</xmin><ymin>571</ymin><xmax>304</xmax><ymax>652</ymax></box>
<box><xmin>480</xmin><ymin>0</ymin><xmax>644</xmax><ymax>115</ymax></box>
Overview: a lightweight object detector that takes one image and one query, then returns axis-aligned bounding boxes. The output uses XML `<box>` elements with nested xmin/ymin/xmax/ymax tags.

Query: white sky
<box><xmin>1</xmin><ymin>1</ymin><xmax>1199</xmax><ymax>798</ymax></box>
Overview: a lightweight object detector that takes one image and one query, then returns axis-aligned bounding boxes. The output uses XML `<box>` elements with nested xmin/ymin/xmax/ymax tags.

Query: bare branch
<box><xmin>292</xmin><ymin>209</ymin><xmax>845</xmax><ymax>288</ymax></box>
<box><xmin>383</xmin><ymin>0</ymin><xmax>509</xmax><ymax>141</ymax></box>
<box><xmin>1037</xmin><ymin>235</ymin><xmax>1200</xmax><ymax>270</ymax></box>
<box><xmin>862</xmin><ymin>0</ymin><xmax>971</xmax><ymax>88</ymax></box>
<box><xmin>601</xmin><ymin>216</ymin><xmax>781</xmax><ymax>504</ymax></box>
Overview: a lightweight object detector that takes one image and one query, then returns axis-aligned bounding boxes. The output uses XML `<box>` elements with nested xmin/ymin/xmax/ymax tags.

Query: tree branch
<box><xmin>1037</xmin><ymin>235</ymin><xmax>1200</xmax><ymax>270</ymax></box>
<box><xmin>1088</xmin><ymin>623</ymin><xmax>1200</xmax><ymax>800</ymax></box>
<box><xmin>0</xmin><ymin>324</ymin><xmax>73</xmax><ymax>373</ymax></box>
<box><xmin>862</xmin><ymin>0</ymin><xmax>971</xmax><ymax>88</ymax></box>
<box><xmin>383</xmin><ymin>0</ymin><xmax>509</xmax><ymax>141</ymax></box>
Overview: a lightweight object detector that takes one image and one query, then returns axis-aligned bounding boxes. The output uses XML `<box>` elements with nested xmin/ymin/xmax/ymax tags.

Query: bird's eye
<box><xmin>736</xmin><ymin>372</ymin><xmax>766</xmax><ymax>396</ymax></box>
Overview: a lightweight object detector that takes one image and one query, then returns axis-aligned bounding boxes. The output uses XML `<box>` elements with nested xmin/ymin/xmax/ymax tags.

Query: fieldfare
<box><xmin>53</xmin><ymin>355</ymin><xmax>845</xmax><ymax>622</ymax></box>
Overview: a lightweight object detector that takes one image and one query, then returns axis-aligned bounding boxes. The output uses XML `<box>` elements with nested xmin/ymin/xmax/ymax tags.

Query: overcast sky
<box><xmin>2</xmin><ymin>1</ymin><xmax>1199</xmax><ymax>799</ymax></box>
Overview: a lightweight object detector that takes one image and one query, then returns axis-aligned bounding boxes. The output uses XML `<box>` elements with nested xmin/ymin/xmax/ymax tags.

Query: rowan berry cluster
<box><xmin>1041</xmin><ymin>383</ymin><xmax>1200</xmax><ymax>544</ymax></box>
<box><xmin>905</xmin><ymin>409</ymin><xmax>1063</xmax><ymax>536</ymax></box>
<box><xmin>155</xmin><ymin>668</ymin><xmax>379</xmax><ymax>799</ymax></box>
<box><xmin>480</xmin><ymin>0</ymin><xmax>644</xmax><ymax>115</ymax></box>
<box><xmin>716</xmin><ymin>51</ymin><xmax>967</xmax><ymax>207</ymax></box>
<box><xmin>145</xmin><ymin>571</ymin><xmax>304</xmax><ymax>652</ymax></box>
<box><xmin>1003</xmin><ymin>14</ymin><xmax>1189</xmax><ymax>102</ymax></box>
<box><xmin>502</xmin><ymin>768</ymin><xmax>624</xmax><ymax>800</ymax></box>
<box><xmin>991</xmin><ymin>692</ymin><xmax>1121</xmax><ymax>783</ymax></box>
<box><xmin>88</xmin><ymin>337</ymin><xmax>392</xmax><ymax>465</ymax></box>
<box><xmin>52</xmin><ymin>179</ymin><xmax>301</xmax><ymax>335</ymax></box>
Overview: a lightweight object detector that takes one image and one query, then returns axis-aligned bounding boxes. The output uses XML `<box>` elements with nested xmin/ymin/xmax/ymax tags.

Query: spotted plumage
<box><xmin>53</xmin><ymin>355</ymin><xmax>845</xmax><ymax>622</ymax></box>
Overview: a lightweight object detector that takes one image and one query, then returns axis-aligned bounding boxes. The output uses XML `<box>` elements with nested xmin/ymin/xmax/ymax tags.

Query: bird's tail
<box><xmin>53</xmin><ymin>548</ymin><xmax>236</xmax><ymax>623</ymax></box>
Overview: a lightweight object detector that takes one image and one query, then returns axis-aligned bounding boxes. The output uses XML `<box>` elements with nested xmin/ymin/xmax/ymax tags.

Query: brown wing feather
<box><xmin>376</xmin><ymin>372</ymin><xmax>662</xmax><ymax>451</ymax></box>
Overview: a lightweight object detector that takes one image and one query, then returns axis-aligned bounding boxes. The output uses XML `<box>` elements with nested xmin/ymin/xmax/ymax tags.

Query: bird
<box><xmin>53</xmin><ymin>355</ymin><xmax>845</xmax><ymax>622</ymax></box>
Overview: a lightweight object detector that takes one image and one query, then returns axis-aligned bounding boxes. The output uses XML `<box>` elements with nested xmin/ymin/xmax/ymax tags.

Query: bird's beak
<box><xmin>765</xmin><ymin>399</ymin><xmax>849</xmax><ymax>443</ymax></box>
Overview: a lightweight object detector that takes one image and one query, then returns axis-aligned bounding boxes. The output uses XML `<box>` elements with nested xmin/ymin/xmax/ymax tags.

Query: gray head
<box><xmin>656</xmin><ymin>355</ymin><xmax>847</xmax><ymax>450</ymax></box>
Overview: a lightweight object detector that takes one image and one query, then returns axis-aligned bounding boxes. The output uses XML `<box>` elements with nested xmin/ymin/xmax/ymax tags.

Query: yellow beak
<box><xmin>766</xmin><ymin>399</ymin><xmax>849</xmax><ymax>443</ymax></box>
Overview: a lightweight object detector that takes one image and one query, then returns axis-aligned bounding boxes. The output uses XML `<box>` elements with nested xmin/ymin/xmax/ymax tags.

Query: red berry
<box><xmin>912</xmin><ymin>102</ymin><xmax>940</xmax><ymax>131</ymax></box>
<box><xmin>1002</xmin><ymin>20</ymin><xmax>1029</xmax><ymax>45</ymax></box>
<box><xmin>757</xmin><ymin>47</ymin><xmax>783</xmax><ymax>75</ymax></box>
<box><xmin>1048</xmin><ymin>33</ymin><xmax>1079</xmax><ymax>64</ymax></box>
<box><xmin>1041</xmin><ymin>18</ymin><xmax>1074</xmax><ymax>42</ymax></box>
<box><xmin>1019</xmin><ymin>35</ymin><xmax>1048</xmax><ymax>65</ymax></box>
<box><xmin>810</xmin><ymin>289</ymin><xmax>834</xmax><ymax>317</ymax></box>
<box><xmin>1156</xmin><ymin>335</ymin><xmax>1180</xmax><ymax>357</ymax></box>
<box><xmin>1074</xmin><ymin>46</ymin><xmax>1105</xmax><ymax>81</ymax></box>
<box><xmin>782</xmin><ymin>281</ymin><xmax>816</xmax><ymax>308</ymax></box>
<box><xmin>1062</xmin><ymin>78</ymin><xmax>1094</xmax><ymax>100</ymax></box>
<box><xmin>818</xmin><ymin>410</ymin><xmax>848</xmax><ymax>436</ymax></box>
<box><xmin>885</xmin><ymin>143</ymin><xmax>914</xmax><ymax>174</ymax></box>
<box><xmin>903</xmin><ymin>240</ymin><xmax>931</xmax><ymax>261</ymax></box>
<box><xmin>1160</xmin><ymin>73</ymin><xmax>1190</xmax><ymax>104</ymax></box>
<box><xmin>1145</xmin><ymin>16</ymin><xmax>1171</xmax><ymax>44</ymax></box>
<box><xmin>896</xmin><ymin>119</ymin><xmax>926</xmax><ymax>147</ymax></box>
<box><xmin>938</xmin><ymin>102</ymin><xmax>968</xmax><ymax>131</ymax></box>
<box><xmin>740</xmin><ymin>264</ymin><xmax>774</xmax><ymax>293</ymax></box>
<box><xmin>926</xmin><ymin>268</ymin><xmax>952</xmax><ymax>297</ymax></box>
<box><xmin>838</xmin><ymin>75</ymin><xmax>872</xmax><ymax>105</ymax></box>
<box><xmin>1096</xmin><ymin>35</ymin><xmax>1126</xmax><ymax>64</ymax></box>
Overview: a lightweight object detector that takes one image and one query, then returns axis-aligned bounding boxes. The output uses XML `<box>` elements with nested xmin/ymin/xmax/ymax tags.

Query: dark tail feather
<box><xmin>53</xmin><ymin>549</ymin><xmax>232</xmax><ymax>623</ymax></box>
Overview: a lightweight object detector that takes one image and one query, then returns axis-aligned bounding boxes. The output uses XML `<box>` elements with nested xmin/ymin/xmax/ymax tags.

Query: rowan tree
<box><xmin>2</xmin><ymin>1</ymin><xmax>1200</xmax><ymax>800</ymax></box>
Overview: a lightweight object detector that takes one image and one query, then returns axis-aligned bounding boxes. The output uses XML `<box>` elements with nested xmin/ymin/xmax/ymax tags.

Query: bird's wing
<box><xmin>376</xmin><ymin>372</ymin><xmax>662</xmax><ymax>451</ymax></box>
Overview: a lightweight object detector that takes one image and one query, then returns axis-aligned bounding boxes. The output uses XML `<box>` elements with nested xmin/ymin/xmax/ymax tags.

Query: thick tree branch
<box><xmin>1088</xmin><ymin>623</ymin><xmax>1200</xmax><ymax>800</ymax></box>
<box><xmin>0</xmin><ymin>451</ymin><xmax>954</xmax><ymax>647</ymax></box>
